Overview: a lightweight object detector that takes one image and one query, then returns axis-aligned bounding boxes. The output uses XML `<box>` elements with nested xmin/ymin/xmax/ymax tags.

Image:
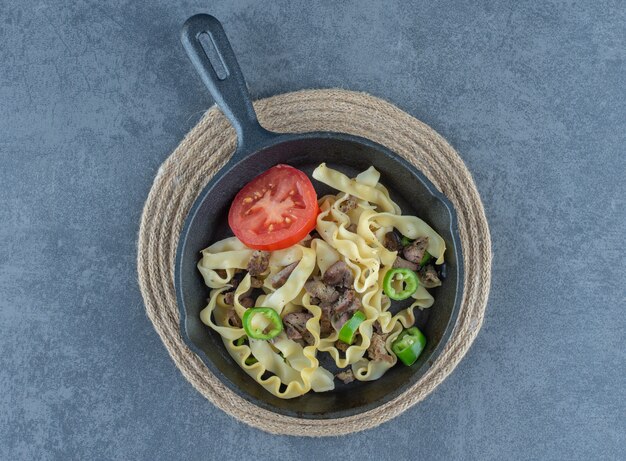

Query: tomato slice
<box><xmin>228</xmin><ymin>164</ymin><xmax>319</xmax><ymax>251</ymax></box>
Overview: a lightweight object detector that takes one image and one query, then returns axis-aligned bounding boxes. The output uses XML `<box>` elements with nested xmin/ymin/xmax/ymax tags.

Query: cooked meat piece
<box><xmin>226</xmin><ymin>308</ymin><xmax>242</xmax><ymax>328</ymax></box>
<box><xmin>418</xmin><ymin>264</ymin><xmax>442</xmax><ymax>288</ymax></box>
<box><xmin>322</xmin><ymin>261</ymin><xmax>354</xmax><ymax>288</ymax></box>
<box><xmin>330</xmin><ymin>290</ymin><xmax>362</xmax><ymax>331</ymax></box>
<box><xmin>283</xmin><ymin>312</ymin><xmax>314</xmax><ymax>344</ymax></box>
<box><xmin>240</xmin><ymin>297</ymin><xmax>255</xmax><ymax>309</ymax></box>
<box><xmin>332</xmin><ymin>289</ymin><xmax>361</xmax><ymax>315</ymax></box>
<box><xmin>320</xmin><ymin>318</ymin><xmax>333</xmax><ymax>336</ymax></box>
<box><xmin>338</xmin><ymin>195</ymin><xmax>358</xmax><ymax>213</ymax></box>
<box><xmin>403</xmin><ymin>236</ymin><xmax>429</xmax><ymax>264</ymax></box>
<box><xmin>292</xmin><ymin>334</ymin><xmax>314</xmax><ymax>347</ymax></box>
<box><xmin>215</xmin><ymin>269</ymin><xmax>227</xmax><ymax>278</ymax></box>
<box><xmin>335</xmin><ymin>340</ymin><xmax>350</xmax><ymax>352</ymax></box>
<box><xmin>336</xmin><ymin>369</ymin><xmax>355</xmax><ymax>384</ymax></box>
<box><xmin>269</xmin><ymin>262</ymin><xmax>299</xmax><ymax>288</ymax></box>
<box><xmin>320</xmin><ymin>289</ymin><xmax>362</xmax><ymax>334</ymax></box>
<box><xmin>319</xmin><ymin>303</ymin><xmax>334</xmax><ymax>336</ymax></box>
<box><xmin>331</xmin><ymin>310</ymin><xmax>352</xmax><ymax>332</ymax></box>
<box><xmin>367</xmin><ymin>333</ymin><xmax>394</xmax><ymax>363</ymax></box>
<box><xmin>247</xmin><ymin>250</ymin><xmax>270</xmax><ymax>276</ymax></box>
<box><xmin>223</xmin><ymin>272</ymin><xmax>258</xmax><ymax>304</ymax></box>
<box><xmin>383</xmin><ymin>231</ymin><xmax>403</xmax><ymax>252</ymax></box>
<box><xmin>304</xmin><ymin>280</ymin><xmax>339</xmax><ymax>303</ymax></box>
<box><xmin>392</xmin><ymin>256</ymin><xmax>418</xmax><ymax>271</ymax></box>
<box><xmin>372</xmin><ymin>321</ymin><xmax>389</xmax><ymax>341</ymax></box>
<box><xmin>309</xmin><ymin>296</ymin><xmax>320</xmax><ymax>305</ymax></box>
<box><xmin>249</xmin><ymin>276</ymin><xmax>264</xmax><ymax>288</ymax></box>
<box><xmin>224</xmin><ymin>289</ymin><xmax>255</xmax><ymax>307</ymax></box>
<box><xmin>346</xmin><ymin>223</ymin><xmax>358</xmax><ymax>233</ymax></box>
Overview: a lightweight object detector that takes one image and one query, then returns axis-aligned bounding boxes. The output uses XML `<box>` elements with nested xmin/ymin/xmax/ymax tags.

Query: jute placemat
<box><xmin>137</xmin><ymin>89</ymin><xmax>491</xmax><ymax>436</ymax></box>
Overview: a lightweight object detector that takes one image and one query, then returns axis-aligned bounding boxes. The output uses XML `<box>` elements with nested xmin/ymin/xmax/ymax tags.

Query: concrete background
<box><xmin>1</xmin><ymin>0</ymin><xmax>624</xmax><ymax>459</ymax></box>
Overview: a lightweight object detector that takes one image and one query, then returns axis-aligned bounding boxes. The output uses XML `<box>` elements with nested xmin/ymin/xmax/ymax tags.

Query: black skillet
<box><xmin>176</xmin><ymin>14</ymin><xmax>464</xmax><ymax>419</ymax></box>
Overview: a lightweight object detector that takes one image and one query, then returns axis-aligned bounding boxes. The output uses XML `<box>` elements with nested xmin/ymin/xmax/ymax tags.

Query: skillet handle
<box><xmin>181</xmin><ymin>14</ymin><xmax>274</xmax><ymax>154</ymax></box>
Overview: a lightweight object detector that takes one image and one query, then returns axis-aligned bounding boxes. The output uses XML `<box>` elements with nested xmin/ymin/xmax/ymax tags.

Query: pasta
<box><xmin>197</xmin><ymin>163</ymin><xmax>446</xmax><ymax>398</ymax></box>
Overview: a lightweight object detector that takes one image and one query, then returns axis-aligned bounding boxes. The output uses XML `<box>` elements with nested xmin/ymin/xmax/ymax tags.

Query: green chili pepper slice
<box><xmin>242</xmin><ymin>307</ymin><xmax>283</xmax><ymax>340</ymax></box>
<box><xmin>338</xmin><ymin>311</ymin><xmax>367</xmax><ymax>345</ymax></box>
<box><xmin>235</xmin><ymin>336</ymin><xmax>246</xmax><ymax>347</ymax></box>
<box><xmin>383</xmin><ymin>268</ymin><xmax>419</xmax><ymax>301</ymax></box>
<box><xmin>401</xmin><ymin>236</ymin><xmax>413</xmax><ymax>246</ymax></box>
<box><xmin>392</xmin><ymin>326</ymin><xmax>427</xmax><ymax>366</ymax></box>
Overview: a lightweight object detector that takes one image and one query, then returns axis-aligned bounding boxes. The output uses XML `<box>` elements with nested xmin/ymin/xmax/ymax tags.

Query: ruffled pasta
<box><xmin>197</xmin><ymin>164</ymin><xmax>446</xmax><ymax>398</ymax></box>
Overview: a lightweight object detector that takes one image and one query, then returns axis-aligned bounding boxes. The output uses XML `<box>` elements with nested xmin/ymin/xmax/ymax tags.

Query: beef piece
<box><xmin>223</xmin><ymin>291</ymin><xmax>235</xmax><ymax>306</ymax></box>
<box><xmin>303</xmin><ymin>331</ymin><xmax>315</xmax><ymax>345</ymax></box>
<box><xmin>283</xmin><ymin>312</ymin><xmax>314</xmax><ymax>345</ymax></box>
<box><xmin>331</xmin><ymin>310</ymin><xmax>353</xmax><ymax>332</ymax></box>
<box><xmin>320</xmin><ymin>290</ymin><xmax>362</xmax><ymax>334</ymax></box>
<box><xmin>332</xmin><ymin>289</ymin><xmax>361</xmax><ymax>315</ymax></box>
<box><xmin>322</xmin><ymin>261</ymin><xmax>354</xmax><ymax>288</ymax></box>
<box><xmin>338</xmin><ymin>195</ymin><xmax>358</xmax><ymax>213</ymax></box>
<box><xmin>367</xmin><ymin>333</ymin><xmax>394</xmax><ymax>363</ymax></box>
<box><xmin>319</xmin><ymin>303</ymin><xmax>334</xmax><ymax>336</ymax></box>
<box><xmin>418</xmin><ymin>264</ymin><xmax>442</xmax><ymax>288</ymax></box>
<box><xmin>392</xmin><ymin>256</ymin><xmax>418</xmax><ymax>271</ymax></box>
<box><xmin>304</xmin><ymin>280</ymin><xmax>339</xmax><ymax>303</ymax></box>
<box><xmin>269</xmin><ymin>262</ymin><xmax>299</xmax><ymax>289</ymax></box>
<box><xmin>239</xmin><ymin>297</ymin><xmax>255</xmax><ymax>309</ymax></box>
<box><xmin>372</xmin><ymin>321</ymin><xmax>389</xmax><ymax>341</ymax></box>
<box><xmin>247</xmin><ymin>250</ymin><xmax>270</xmax><ymax>276</ymax></box>
<box><xmin>335</xmin><ymin>340</ymin><xmax>350</xmax><ymax>353</ymax></box>
<box><xmin>226</xmin><ymin>308</ymin><xmax>242</xmax><ymax>328</ymax></box>
<box><xmin>215</xmin><ymin>269</ymin><xmax>227</xmax><ymax>278</ymax></box>
<box><xmin>320</xmin><ymin>318</ymin><xmax>333</xmax><ymax>337</ymax></box>
<box><xmin>336</xmin><ymin>369</ymin><xmax>355</xmax><ymax>384</ymax></box>
<box><xmin>346</xmin><ymin>223</ymin><xmax>358</xmax><ymax>233</ymax></box>
<box><xmin>330</xmin><ymin>290</ymin><xmax>362</xmax><ymax>331</ymax></box>
<box><xmin>383</xmin><ymin>231</ymin><xmax>403</xmax><ymax>252</ymax></box>
<box><xmin>249</xmin><ymin>276</ymin><xmax>264</xmax><ymax>288</ymax></box>
<box><xmin>402</xmin><ymin>236</ymin><xmax>429</xmax><ymax>264</ymax></box>
<box><xmin>223</xmin><ymin>271</ymin><xmax>260</xmax><ymax>304</ymax></box>
<box><xmin>224</xmin><ymin>289</ymin><xmax>255</xmax><ymax>307</ymax></box>
<box><xmin>309</xmin><ymin>296</ymin><xmax>320</xmax><ymax>305</ymax></box>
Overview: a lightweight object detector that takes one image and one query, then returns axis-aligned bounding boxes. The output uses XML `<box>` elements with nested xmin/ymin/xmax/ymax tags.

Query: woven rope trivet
<box><xmin>137</xmin><ymin>89</ymin><xmax>491</xmax><ymax>436</ymax></box>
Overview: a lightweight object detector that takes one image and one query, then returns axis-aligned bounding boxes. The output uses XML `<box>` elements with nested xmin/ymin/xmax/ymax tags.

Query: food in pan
<box><xmin>197</xmin><ymin>163</ymin><xmax>446</xmax><ymax>398</ymax></box>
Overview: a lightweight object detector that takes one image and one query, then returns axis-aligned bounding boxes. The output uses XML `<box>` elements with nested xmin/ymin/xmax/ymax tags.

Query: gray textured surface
<box><xmin>1</xmin><ymin>0</ymin><xmax>624</xmax><ymax>459</ymax></box>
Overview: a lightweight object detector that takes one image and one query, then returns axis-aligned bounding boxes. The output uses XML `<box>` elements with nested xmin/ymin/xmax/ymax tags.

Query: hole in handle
<box><xmin>198</xmin><ymin>32</ymin><xmax>229</xmax><ymax>80</ymax></box>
